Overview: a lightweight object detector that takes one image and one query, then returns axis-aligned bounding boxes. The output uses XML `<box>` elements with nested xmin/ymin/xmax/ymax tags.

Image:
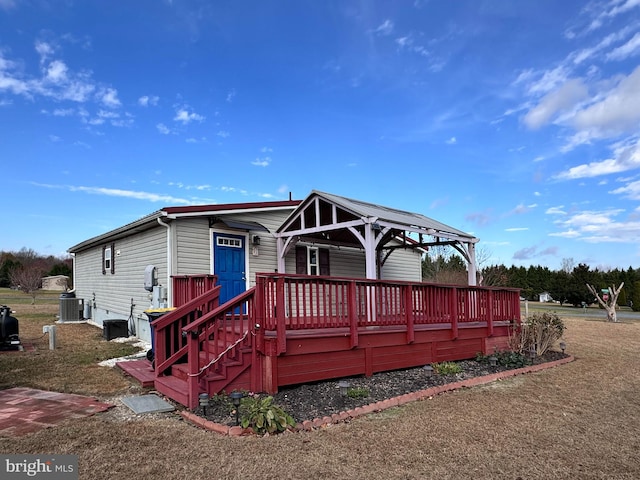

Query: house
<box><xmin>69</xmin><ymin>190</ymin><xmax>477</xmax><ymax>343</ymax></box>
<box><xmin>539</xmin><ymin>291</ymin><xmax>553</xmax><ymax>302</ymax></box>
<box><xmin>41</xmin><ymin>275</ymin><xmax>69</xmax><ymax>291</ymax></box>
<box><xmin>68</xmin><ymin>190</ymin><xmax>518</xmax><ymax>408</ymax></box>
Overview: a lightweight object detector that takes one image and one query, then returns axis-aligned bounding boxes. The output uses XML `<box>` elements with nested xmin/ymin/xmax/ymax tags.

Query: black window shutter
<box><xmin>295</xmin><ymin>246</ymin><xmax>307</xmax><ymax>274</ymax></box>
<box><xmin>102</xmin><ymin>245</ymin><xmax>106</xmax><ymax>275</ymax></box>
<box><xmin>319</xmin><ymin>249</ymin><xmax>330</xmax><ymax>276</ymax></box>
<box><xmin>110</xmin><ymin>242</ymin><xmax>115</xmax><ymax>274</ymax></box>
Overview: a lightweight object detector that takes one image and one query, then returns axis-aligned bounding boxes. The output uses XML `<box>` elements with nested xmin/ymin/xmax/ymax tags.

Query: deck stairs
<box><xmin>151</xmin><ymin>286</ymin><xmax>257</xmax><ymax>408</ymax></box>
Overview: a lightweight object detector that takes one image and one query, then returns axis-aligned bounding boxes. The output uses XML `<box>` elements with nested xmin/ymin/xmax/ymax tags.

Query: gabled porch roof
<box><xmin>275</xmin><ymin>190</ymin><xmax>479</xmax><ymax>285</ymax></box>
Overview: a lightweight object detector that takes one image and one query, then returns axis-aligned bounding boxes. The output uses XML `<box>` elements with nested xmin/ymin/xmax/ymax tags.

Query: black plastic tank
<box><xmin>0</xmin><ymin>305</ymin><xmax>20</xmax><ymax>350</ymax></box>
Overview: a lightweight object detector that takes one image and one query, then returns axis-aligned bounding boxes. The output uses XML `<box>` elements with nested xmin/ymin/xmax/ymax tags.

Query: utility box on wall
<box><xmin>103</xmin><ymin>319</ymin><xmax>128</xmax><ymax>341</ymax></box>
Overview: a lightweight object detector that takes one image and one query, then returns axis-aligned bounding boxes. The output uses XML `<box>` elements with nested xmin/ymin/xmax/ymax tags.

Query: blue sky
<box><xmin>2</xmin><ymin>0</ymin><xmax>640</xmax><ymax>271</ymax></box>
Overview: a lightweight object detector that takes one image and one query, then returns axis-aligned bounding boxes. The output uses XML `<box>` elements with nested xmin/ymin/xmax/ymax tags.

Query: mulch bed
<box><xmin>195</xmin><ymin>351</ymin><xmax>567</xmax><ymax>426</ymax></box>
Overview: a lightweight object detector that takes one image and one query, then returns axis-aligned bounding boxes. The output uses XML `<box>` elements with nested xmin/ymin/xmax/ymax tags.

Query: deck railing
<box><xmin>153</xmin><ymin>286</ymin><xmax>221</xmax><ymax>377</ymax></box>
<box><xmin>256</xmin><ymin>273</ymin><xmax>520</xmax><ymax>351</ymax></box>
<box><xmin>172</xmin><ymin>274</ymin><xmax>218</xmax><ymax>307</ymax></box>
<box><xmin>181</xmin><ymin>288</ymin><xmax>256</xmax><ymax>407</ymax></box>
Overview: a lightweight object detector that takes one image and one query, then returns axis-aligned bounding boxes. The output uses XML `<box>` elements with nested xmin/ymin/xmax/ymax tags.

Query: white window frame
<box><xmin>104</xmin><ymin>246</ymin><xmax>112</xmax><ymax>271</ymax></box>
<box><xmin>307</xmin><ymin>246</ymin><xmax>319</xmax><ymax>275</ymax></box>
<box><xmin>216</xmin><ymin>236</ymin><xmax>243</xmax><ymax>248</ymax></box>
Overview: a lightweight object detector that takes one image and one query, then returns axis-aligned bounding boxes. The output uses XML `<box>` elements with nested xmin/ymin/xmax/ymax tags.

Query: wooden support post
<box><xmin>405</xmin><ymin>285</ymin><xmax>414</xmax><ymax>344</ymax></box>
<box><xmin>487</xmin><ymin>290</ymin><xmax>494</xmax><ymax>337</ymax></box>
<box><xmin>348</xmin><ymin>281</ymin><xmax>359</xmax><ymax>348</ymax></box>
<box><xmin>187</xmin><ymin>330</ymin><xmax>200</xmax><ymax>410</ymax></box>
<box><xmin>451</xmin><ymin>287</ymin><xmax>459</xmax><ymax>340</ymax></box>
<box><xmin>276</xmin><ymin>276</ymin><xmax>286</xmax><ymax>355</ymax></box>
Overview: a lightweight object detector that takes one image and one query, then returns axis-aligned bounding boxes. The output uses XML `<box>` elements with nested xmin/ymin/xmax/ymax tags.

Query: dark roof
<box><xmin>278</xmin><ymin>190</ymin><xmax>477</xmax><ymax>242</ymax></box>
<box><xmin>68</xmin><ymin>199</ymin><xmax>301</xmax><ymax>253</ymax></box>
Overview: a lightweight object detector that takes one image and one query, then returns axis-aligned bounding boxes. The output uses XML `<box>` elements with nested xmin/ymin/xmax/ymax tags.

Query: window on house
<box><xmin>216</xmin><ymin>237</ymin><xmax>242</xmax><ymax>248</ymax></box>
<box><xmin>102</xmin><ymin>243</ymin><xmax>115</xmax><ymax>274</ymax></box>
<box><xmin>296</xmin><ymin>245</ymin><xmax>330</xmax><ymax>276</ymax></box>
<box><xmin>308</xmin><ymin>247</ymin><xmax>318</xmax><ymax>275</ymax></box>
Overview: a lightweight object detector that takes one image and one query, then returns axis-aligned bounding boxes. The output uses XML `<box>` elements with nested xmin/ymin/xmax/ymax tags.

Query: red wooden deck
<box><xmin>146</xmin><ymin>274</ymin><xmax>521</xmax><ymax>409</ymax></box>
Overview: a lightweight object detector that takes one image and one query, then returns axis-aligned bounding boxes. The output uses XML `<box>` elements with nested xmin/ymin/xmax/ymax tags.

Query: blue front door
<box><xmin>213</xmin><ymin>233</ymin><xmax>246</xmax><ymax>305</ymax></box>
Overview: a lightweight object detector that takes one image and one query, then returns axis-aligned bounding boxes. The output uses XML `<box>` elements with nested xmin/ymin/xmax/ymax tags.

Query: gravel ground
<box><xmin>195</xmin><ymin>351</ymin><xmax>566</xmax><ymax>426</ymax></box>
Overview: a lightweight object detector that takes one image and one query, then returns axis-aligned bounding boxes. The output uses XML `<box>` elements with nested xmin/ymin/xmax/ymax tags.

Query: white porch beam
<box><xmin>467</xmin><ymin>241</ymin><xmax>477</xmax><ymax>286</ymax></box>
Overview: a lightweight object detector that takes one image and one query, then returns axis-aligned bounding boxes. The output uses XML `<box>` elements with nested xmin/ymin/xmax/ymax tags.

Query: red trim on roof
<box><xmin>163</xmin><ymin>200</ymin><xmax>301</xmax><ymax>215</ymax></box>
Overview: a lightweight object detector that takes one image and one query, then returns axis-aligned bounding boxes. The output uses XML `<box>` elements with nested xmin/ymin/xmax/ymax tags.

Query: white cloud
<box><xmin>570</xmin><ymin>66</ymin><xmax>640</xmax><ymax>138</ymax></box>
<box><xmin>138</xmin><ymin>95</ymin><xmax>159</xmax><ymax>107</ymax></box>
<box><xmin>52</xmin><ymin>108</ymin><xmax>74</xmax><ymax>116</ymax></box>
<box><xmin>260</xmin><ymin>146</ymin><xmax>273</xmax><ymax>153</ymax></box>
<box><xmin>523</xmin><ymin>78</ymin><xmax>588</xmax><ymax>129</ymax></box>
<box><xmin>48</xmin><ymin>134</ymin><xmax>61</xmax><ymax>142</ymax></box>
<box><xmin>445</xmin><ymin>136</ymin><xmax>456</xmax><ymax>145</ymax></box>
<box><xmin>611</xmin><ymin>178</ymin><xmax>640</xmax><ymax>199</ymax></box>
<box><xmin>556</xmin><ymin>137</ymin><xmax>640</xmax><ymax>179</ymax></box>
<box><xmin>65</xmin><ymin>185</ymin><xmax>192</xmax><ymax>204</ymax></box>
<box><xmin>252</xmin><ymin>156</ymin><xmax>271</xmax><ymax>167</ymax></box>
<box><xmin>226</xmin><ymin>89</ymin><xmax>236</xmax><ymax>103</ymax></box>
<box><xmin>505</xmin><ymin>227</ymin><xmax>529</xmax><ymax>232</ymax></box>
<box><xmin>174</xmin><ymin>107</ymin><xmax>205</xmax><ymax>124</ymax></box>
<box><xmin>216</xmin><ymin>130</ymin><xmax>230</xmax><ymax>138</ymax></box>
<box><xmin>508</xmin><ymin>203</ymin><xmax>537</xmax><ymax>215</ymax></box>
<box><xmin>375</xmin><ymin>19</ymin><xmax>394</xmax><ymax>36</ymax></box>
<box><xmin>46</xmin><ymin>60</ymin><xmax>68</xmax><ymax>83</ymax></box>
<box><xmin>606</xmin><ymin>31</ymin><xmax>640</xmax><ymax>61</ymax></box>
<box><xmin>547</xmin><ymin>208</ymin><xmax>640</xmax><ymax>243</ymax></box>
<box><xmin>156</xmin><ymin>123</ymin><xmax>171</xmax><ymax>134</ymax></box>
<box><xmin>525</xmin><ymin>65</ymin><xmax>570</xmax><ymax>96</ymax></box>
<box><xmin>545</xmin><ymin>206</ymin><xmax>566</xmax><ymax>215</ymax></box>
<box><xmin>98</xmin><ymin>87</ymin><xmax>121</xmax><ymax>107</ymax></box>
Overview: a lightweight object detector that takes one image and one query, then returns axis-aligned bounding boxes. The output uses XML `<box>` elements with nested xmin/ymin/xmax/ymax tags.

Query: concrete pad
<box><xmin>121</xmin><ymin>394</ymin><xmax>175</xmax><ymax>414</ymax></box>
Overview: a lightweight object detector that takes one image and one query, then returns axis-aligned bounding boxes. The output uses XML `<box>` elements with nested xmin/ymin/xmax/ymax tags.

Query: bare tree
<box><xmin>561</xmin><ymin>257</ymin><xmax>575</xmax><ymax>274</ymax></box>
<box><xmin>586</xmin><ymin>282</ymin><xmax>624</xmax><ymax>323</ymax></box>
<box><xmin>9</xmin><ymin>264</ymin><xmax>45</xmax><ymax>304</ymax></box>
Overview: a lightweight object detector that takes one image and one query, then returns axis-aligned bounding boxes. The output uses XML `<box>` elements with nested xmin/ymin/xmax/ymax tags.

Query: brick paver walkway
<box><xmin>0</xmin><ymin>387</ymin><xmax>113</xmax><ymax>436</ymax></box>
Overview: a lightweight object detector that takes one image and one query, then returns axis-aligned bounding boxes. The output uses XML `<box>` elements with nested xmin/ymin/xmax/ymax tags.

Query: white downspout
<box><xmin>157</xmin><ymin>217</ymin><xmax>173</xmax><ymax>306</ymax></box>
<box><xmin>68</xmin><ymin>253</ymin><xmax>76</xmax><ymax>293</ymax></box>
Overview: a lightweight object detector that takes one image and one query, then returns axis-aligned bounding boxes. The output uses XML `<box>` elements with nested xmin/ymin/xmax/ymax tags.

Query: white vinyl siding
<box><xmin>174</xmin><ymin>217</ymin><xmax>211</xmax><ymax>275</ymax></box>
<box><xmin>73</xmin><ymin>226</ymin><xmax>167</xmax><ymax>339</ymax></box>
<box><xmin>380</xmin><ymin>247</ymin><xmax>423</xmax><ymax>282</ymax></box>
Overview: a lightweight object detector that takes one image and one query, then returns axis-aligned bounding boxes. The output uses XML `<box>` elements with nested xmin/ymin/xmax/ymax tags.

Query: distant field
<box><xmin>0</xmin><ymin>288</ymin><xmax>61</xmax><ymax>305</ymax></box>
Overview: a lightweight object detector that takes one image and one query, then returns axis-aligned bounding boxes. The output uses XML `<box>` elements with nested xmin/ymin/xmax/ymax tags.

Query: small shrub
<box><xmin>209</xmin><ymin>392</ymin><xmax>234</xmax><ymax>413</ymax></box>
<box><xmin>431</xmin><ymin>361</ymin><xmax>462</xmax><ymax>375</ymax></box>
<box><xmin>347</xmin><ymin>387</ymin><xmax>369</xmax><ymax>399</ymax></box>
<box><xmin>520</xmin><ymin>312</ymin><xmax>565</xmax><ymax>357</ymax></box>
<box><xmin>476</xmin><ymin>350</ymin><xmax>529</xmax><ymax>369</ymax></box>
<box><xmin>240</xmin><ymin>396</ymin><xmax>296</xmax><ymax>435</ymax></box>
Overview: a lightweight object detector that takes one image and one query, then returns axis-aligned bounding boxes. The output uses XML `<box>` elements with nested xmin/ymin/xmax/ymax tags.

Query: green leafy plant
<box><xmin>431</xmin><ymin>361</ymin><xmax>462</xmax><ymax>375</ymax></box>
<box><xmin>347</xmin><ymin>387</ymin><xmax>370</xmax><ymax>399</ymax></box>
<box><xmin>477</xmin><ymin>350</ymin><xmax>529</xmax><ymax>369</ymax></box>
<box><xmin>240</xmin><ymin>396</ymin><xmax>296</xmax><ymax>435</ymax></box>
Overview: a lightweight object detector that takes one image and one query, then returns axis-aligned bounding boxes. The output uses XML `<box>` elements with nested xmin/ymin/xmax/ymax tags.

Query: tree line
<box><xmin>423</xmin><ymin>254</ymin><xmax>640</xmax><ymax>311</ymax></box>
<box><xmin>0</xmin><ymin>248</ymin><xmax>73</xmax><ymax>293</ymax></box>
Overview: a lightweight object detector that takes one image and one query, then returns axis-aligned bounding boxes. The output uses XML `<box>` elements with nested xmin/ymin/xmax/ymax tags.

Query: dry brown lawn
<box><xmin>1</xmin><ymin>300</ymin><xmax>639</xmax><ymax>480</ymax></box>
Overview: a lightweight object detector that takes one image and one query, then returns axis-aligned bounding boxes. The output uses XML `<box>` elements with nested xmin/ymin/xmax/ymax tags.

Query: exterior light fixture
<box><xmin>423</xmin><ymin>365</ymin><xmax>434</xmax><ymax>377</ymax></box>
<box><xmin>559</xmin><ymin>341</ymin><xmax>566</xmax><ymax>354</ymax></box>
<box><xmin>338</xmin><ymin>380</ymin><xmax>351</xmax><ymax>396</ymax></box>
<box><xmin>252</xmin><ymin>235</ymin><xmax>261</xmax><ymax>245</ymax></box>
<box><xmin>229</xmin><ymin>391</ymin><xmax>244</xmax><ymax>426</ymax></box>
<box><xmin>199</xmin><ymin>393</ymin><xmax>210</xmax><ymax>416</ymax></box>
<box><xmin>371</xmin><ymin>222</ymin><xmax>382</xmax><ymax>231</ymax></box>
<box><xmin>489</xmin><ymin>355</ymin><xmax>498</xmax><ymax>367</ymax></box>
